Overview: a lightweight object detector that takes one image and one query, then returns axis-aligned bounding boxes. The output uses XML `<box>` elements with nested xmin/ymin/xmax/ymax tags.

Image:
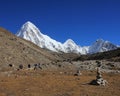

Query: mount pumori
<box><xmin>16</xmin><ymin>21</ymin><xmax>118</xmax><ymax>54</ymax></box>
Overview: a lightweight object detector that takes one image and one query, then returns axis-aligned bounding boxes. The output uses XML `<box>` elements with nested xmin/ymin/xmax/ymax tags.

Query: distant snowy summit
<box><xmin>89</xmin><ymin>39</ymin><xmax>117</xmax><ymax>54</ymax></box>
<box><xmin>16</xmin><ymin>21</ymin><xmax>118</xmax><ymax>54</ymax></box>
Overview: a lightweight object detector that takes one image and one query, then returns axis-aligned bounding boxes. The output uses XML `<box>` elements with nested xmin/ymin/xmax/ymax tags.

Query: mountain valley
<box><xmin>0</xmin><ymin>26</ymin><xmax>119</xmax><ymax>96</ymax></box>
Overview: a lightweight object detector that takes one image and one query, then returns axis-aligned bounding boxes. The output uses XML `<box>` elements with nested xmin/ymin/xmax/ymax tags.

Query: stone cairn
<box><xmin>90</xmin><ymin>61</ymin><xmax>108</xmax><ymax>86</ymax></box>
<box><xmin>96</xmin><ymin>61</ymin><xmax>108</xmax><ymax>86</ymax></box>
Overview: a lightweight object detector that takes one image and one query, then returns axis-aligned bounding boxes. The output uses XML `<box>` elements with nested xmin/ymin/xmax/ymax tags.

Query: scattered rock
<box><xmin>8</xmin><ymin>64</ymin><xmax>13</xmax><ymax>67</ymax></box>
<box><xmin>19</xmin><ymin>64</ymin><xmax>23</xmax><ymax>69</ymax></box>
<box><xmin>27</xmin><ymin>64</ymin><xmax>31</xmax><ymax>68</ymax></box>
<box><xmin>74</xmin><ymin>70</ymin><xmax>82</xmax><ymax>76</ymax></box>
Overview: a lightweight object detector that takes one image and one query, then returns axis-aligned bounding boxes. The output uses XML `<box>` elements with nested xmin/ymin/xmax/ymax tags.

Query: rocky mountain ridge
<box><xmin>16</xmin><ymin>21</ymin><xmax>118</xmax><ymax>54</ymax></box>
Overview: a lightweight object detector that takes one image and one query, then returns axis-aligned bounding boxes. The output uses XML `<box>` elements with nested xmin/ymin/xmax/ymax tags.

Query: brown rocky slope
<box><xmin>0</xmin><ymin>27</ymin><xmax>64</xmax><ymax>71</ymax></box>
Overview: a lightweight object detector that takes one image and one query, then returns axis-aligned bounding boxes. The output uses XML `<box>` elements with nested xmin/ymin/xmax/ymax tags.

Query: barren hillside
<box><xmin>0</xmin><ymin>28</ymin><xmax>64</xmax><ymax>70</ymax></box>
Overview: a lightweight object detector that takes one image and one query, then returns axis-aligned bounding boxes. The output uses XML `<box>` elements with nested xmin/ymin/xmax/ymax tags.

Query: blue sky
<box><xmin>0</xmin><ymin>0</ymin><xmax>120</xmax><ymax>46</ymax></box>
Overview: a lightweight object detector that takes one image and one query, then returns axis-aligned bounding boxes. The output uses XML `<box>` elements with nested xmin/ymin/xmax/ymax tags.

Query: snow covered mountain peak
<box><xmin>16</xmin><ymin>21</ymin><xmax>45</xmax><ymax>46</ymax></box>
<box><xmin>23</xmin><ymin>21</ymin><xmax>38</xmax><ymax>28</ymax></box>
<box><xmin>96</xmin><ymin>39</ymin><xmax>104</xmax><ymax>42</ymax></box>
<box><xmin>16</xmin><ymin>21</ymin><xmax>42</xmax><ymax>38</ymax></box>
<box><xmin>16</xmin><ymin>21</ymin><xmax>65</xmax><ymax>52</ymax></box>
<box><xmin>64</xmin><ymin>39</ymin><xmax>76</xmax><ymax>46</ymax></box>
<box><xmin>89</xmin><ymin>39</ymin><xmax>117</xmax><ymax>54</ymax></box>
<box><xmin>23</xmin><ymin>21</ymin><xmax>34</xmax><ymax>26</ymax></box>
<box><xmin>20</xmin><ymin>21</ymin><xmax>40</xmax><ymax>32</ymax></box>
<box><xmin>95</xmin><ymin>39</ymin><xmax>111</xmax><ymax>44</ymax></box>
<box><xmin>63</xmin><ymin>39</ymin><xmax>87</xmax><ymax>54</ymax></box>
<box><xmin>16</xmin><ymin>21</ymin><xmax>118</xmax><ymax>54</ymax></box>
<box><xmin>65</xmin><ymin>39</ymin><xmax>75</xmax><ymax>43</ymax></box>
